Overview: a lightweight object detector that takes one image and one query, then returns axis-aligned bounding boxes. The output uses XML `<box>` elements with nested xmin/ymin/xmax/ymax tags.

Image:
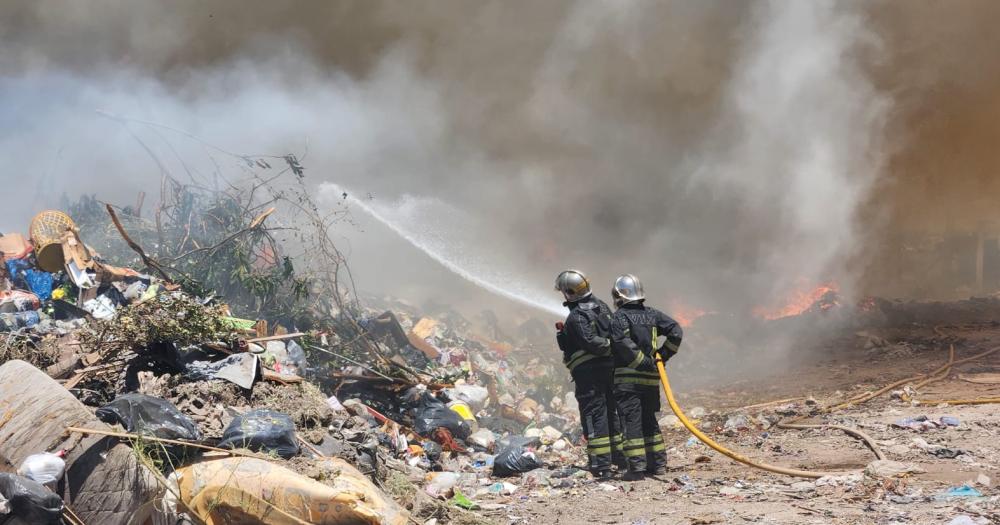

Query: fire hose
<box><xmin>654</xmin><ymin>340</ymin><xmax>1000</xmax><ymax>479</ymax></box>
<box><xmin>655</xmin><ymin>355</ymin><xmax>878</xmax><ymax>479</ymax></box>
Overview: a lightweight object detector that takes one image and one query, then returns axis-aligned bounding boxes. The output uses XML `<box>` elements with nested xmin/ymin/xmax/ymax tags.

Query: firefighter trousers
<box><xmin>615</xmin><ymin>387</ymin><xmax>666</xmax><ymax>474</ymax></box>
<box><xmin>573</xmin><ymin>366</ymin><xmax>624</xmax><ymax>473</ymax></box>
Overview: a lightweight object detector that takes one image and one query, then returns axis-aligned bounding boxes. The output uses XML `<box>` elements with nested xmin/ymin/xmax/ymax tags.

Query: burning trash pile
<box><xmin>0</xmin><ymin>173</ymin><xmax>590</xmax><ymax>525</ymax></box>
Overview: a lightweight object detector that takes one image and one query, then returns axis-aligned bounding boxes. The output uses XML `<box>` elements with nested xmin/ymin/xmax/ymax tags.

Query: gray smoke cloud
<box><xmin>0</xmin><ymin>0</ymin><xmax>991</xmax><ymax>335</ymax></box>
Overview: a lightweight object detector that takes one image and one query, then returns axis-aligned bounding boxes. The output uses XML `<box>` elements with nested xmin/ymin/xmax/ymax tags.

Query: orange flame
<box><xmin>753</xmin><ymin>282</ymin><xmax>839</xmax><ymax>321</ymax></box>
<box><xmin>668</xmin><ymin>301</ymin><xmax>709</xmax><ymax>328</ymax></box>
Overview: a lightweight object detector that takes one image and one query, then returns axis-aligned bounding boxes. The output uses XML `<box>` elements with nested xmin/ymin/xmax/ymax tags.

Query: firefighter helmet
<box><xmin>612</xmin><ymin>274</ymin><xmax>645</xmax><ymax>307</ymax></box>
<box><xmin>555</xmin><ymin>269</ymin><xmax>592</xmax><ymax>302</ymax></box>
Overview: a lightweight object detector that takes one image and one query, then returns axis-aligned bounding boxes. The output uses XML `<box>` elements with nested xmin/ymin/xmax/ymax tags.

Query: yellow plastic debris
<box><xmin>169</xmin><ymin>456</ymin><xmax>410</xmax><ymax>525</ymax></box>
<box><xmin>448</xmin><ymin>401</ymin><xmax>475</xmax><ymax>423</ymax></box>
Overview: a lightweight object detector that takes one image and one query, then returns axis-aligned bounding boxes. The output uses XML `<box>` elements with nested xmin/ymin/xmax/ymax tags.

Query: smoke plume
<box><xmin>0</xmin><ymin>0</ymin><xmax>995</xmax><ymax>337</ymax></box>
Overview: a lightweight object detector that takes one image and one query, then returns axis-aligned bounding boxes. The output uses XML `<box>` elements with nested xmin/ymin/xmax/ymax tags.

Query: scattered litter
<box><xmin>723</xmin><ymin>414</ymin><xmax>751</xmax><ymax>433</ymax></box>
<box><xmin>450</xmin><ymin>488</ymin><xmax>479</xmax><ymax>510</ymax></box>
<box><xmin>468</xmin><ymin>428</ymin><xmax>497</xmax><ymax>450</ymax></box>
<box><xmin>719</xmin><ymin>486</ymin><xmax>743</xmax><ymax>497</ymax></box>
<box><xmin>16</xmin><ymin>452</ymin><xmax>66</xmax><ymax>485</ymax></box>
<box><xmin>426</xmin><ymin>472</ymin><xmax>459</xmax><ymax>498</ymax></box>
<box><xmin>975</xmin><ymin>473</ymin><xmax>991</xmax><ymax>487</ymax></box>
<box><xmin>936</xmin><ymin>485</ymin><xmax>983</xmax><ymax>500</ymax></box>
<box><xmin>940</xmin><ymin>416</ymin><xmax>960</xmax><ymax>427</ymax></box>
<box><xmin>0</xmin><ymin>473</ymin><xmax>64</xmax><ymax>523</ymax></box>
<box><xmin>930</xmin><ymin>447</ymin><xmax>966</xmax><ymax>459</ymax></box>
<box><xmin>217</xmin><ymin>409</ymin><xmax>300</xmax><ymax>459</ymax></box>
<box><xmin>865</xmin><ymin>460</ymin><xmax>925</xmax><ymax>478</ymax></box>
<box><xmin>493</xmin><ymin>439</ymin><xmax>543</xmax><ymax>477</ymax></box>
<box><xmin>185</xmin><ymin>352</ymin><xmax>259</xmax><ymax>389</ymax></box>
<box><xmin>892</xmin><ymin>415</ymin><xmax>939</xmax><ymax>432</ymax></box>
<box><xmin>96</xmin><ymin>393</ymin><xmax>202</xmax><ymax>441</ymax></box>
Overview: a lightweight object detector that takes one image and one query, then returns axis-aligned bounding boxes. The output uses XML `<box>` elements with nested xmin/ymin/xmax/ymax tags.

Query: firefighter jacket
<box><xmin>557</xmin><ymin>296</ymin><xmax>614</xmax><ymax>375</ymax></box>
<box><xmin>611</xmin><ymin>303</ymin><xmax>683</xmax><ymax>389</ymax></box>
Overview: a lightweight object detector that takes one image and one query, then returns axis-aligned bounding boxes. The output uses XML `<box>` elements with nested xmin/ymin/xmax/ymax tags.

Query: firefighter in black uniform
<box><xmin>610</xmin><ymin>274</ymin><xmax>683</xmax><ymax>480</ymax></box>
<box><xmin>555</xmin><ymin>269</ymin><xmax>624</xmax><ymax>478</ymax></box>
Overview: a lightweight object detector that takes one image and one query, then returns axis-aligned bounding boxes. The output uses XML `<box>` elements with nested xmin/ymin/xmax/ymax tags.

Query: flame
<box><xmin>668</xmin><ymin>301</ymin><xmax>709</xmax><ymax>328</ymax></box>
<box><xmin>753</xmin><ymin>282</ymin><xmax>839</xmax><ymax>321</ymax></box>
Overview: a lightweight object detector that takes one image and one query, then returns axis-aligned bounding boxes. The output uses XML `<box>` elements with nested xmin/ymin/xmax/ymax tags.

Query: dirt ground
<box><xmin>477</xmin><ymin>323</ymin><xmax>1000</xmax><ymax>524</ymax></box>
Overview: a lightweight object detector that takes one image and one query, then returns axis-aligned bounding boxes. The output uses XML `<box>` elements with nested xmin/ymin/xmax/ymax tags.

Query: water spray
<box><xmin>319</xmin><ymin>183</ymin><xmax>564</xmax><ymax>317</ymax></box>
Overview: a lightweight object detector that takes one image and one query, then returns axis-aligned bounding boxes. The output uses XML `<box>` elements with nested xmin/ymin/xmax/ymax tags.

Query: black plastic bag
<box><xmin>217</xmin><ymin>409</ymin><xmax>300</xmax><ymax>459</ymax></box>
<box><xmin>404</xmin><ymin>389</ymin><xmax>471</xmax><ymax>439</ymax></box>
<box><xmin>421</xmin><ymin>440</ymin><xmax>443</xmax><ymax>462</ymax></box>
<box><xmin>0</xmin><ymin>473</ymin><xmax>63</xmax><ymax>524</ymax></box>
<box><xmin>96</xmin><ymin>393</ymin><xmax>202</xmax><ymax>441</ymax></box>
<box><xmin>492</xmin><ymin>442</ymin><xmax>543</xmax><ymax>477</ymax></box>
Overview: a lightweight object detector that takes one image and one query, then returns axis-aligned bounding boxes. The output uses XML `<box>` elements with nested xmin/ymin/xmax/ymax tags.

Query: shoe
<box><xmin>592</xmin><ymin>470</ymin><xmax>613</xmax><ymax>480</ymax></box>
<box><xmin>646</xmin><ymin>467</ymin><xmax>666</xmax><ymax>477</ymax></box>
<box><xmin>622</xmin><ymin>471</ymin><xmax>645</xmax><ymax>481</ymax></box>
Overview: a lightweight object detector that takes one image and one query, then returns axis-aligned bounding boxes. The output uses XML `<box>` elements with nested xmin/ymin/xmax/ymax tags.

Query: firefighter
<box><xmin>554</xmin><ymin>269</ymin><xmax>624</xmax><ymax>478</ymax></box>
<box><xmin>610</xmin><ymin>274</ymin><xmax>683</xmax><ymax>480</ymax></box>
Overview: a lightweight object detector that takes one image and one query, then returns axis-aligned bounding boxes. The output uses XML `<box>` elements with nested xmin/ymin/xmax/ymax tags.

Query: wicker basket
<box><xmin>29</xmin><ymin>210</ymin><xmax>76</xmax><ymax>272</ymax></box>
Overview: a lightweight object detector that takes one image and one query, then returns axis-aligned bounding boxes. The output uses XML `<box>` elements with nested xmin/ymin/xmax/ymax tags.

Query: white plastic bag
<box><xmin>17</xmin><ymin>452</ymin><xmax>66</xmax><ymax>484</ymax></box>
<box><xmin>449</xmin><ymin>384</ymin><xmax>490</xmax><ymax>411</ymax></box>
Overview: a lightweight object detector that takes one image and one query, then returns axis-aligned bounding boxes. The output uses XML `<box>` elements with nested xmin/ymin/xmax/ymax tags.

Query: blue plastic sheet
<box><xmin>4</xmin><ymin>259</ymin><xmax>53</xmax><ymax>301</ymax></box>
<box><xmin>5</xmin><ymin>258</ymin><xmax>30</xmax><ymax>285</ymax></box>
<box><xmin>24</xmin><ymin>269</ymin><xmax>53</xmax><ymax>301</ymax></box>
<box><xmin>936</xmin><ymin>485</ymin><xmax>983</xmax><ymax>500</ymax></box>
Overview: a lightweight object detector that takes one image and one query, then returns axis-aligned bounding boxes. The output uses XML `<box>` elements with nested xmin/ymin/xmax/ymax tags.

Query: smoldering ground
<box><xmin>1</xmin><ymin>1</ymin><xmax>998</xmax><ymax>381</ymax></box>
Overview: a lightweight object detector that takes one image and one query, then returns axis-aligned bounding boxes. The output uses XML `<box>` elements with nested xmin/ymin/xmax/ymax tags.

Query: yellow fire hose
<box><xmin>656</xmin><ymin>355</ymin><xmax>847</xmax><ymax>479</ymax></box>
<box><xmin>653</xmin><ymin>325</ymin><xmax>1000</xmax><ymax>479</ymax></box>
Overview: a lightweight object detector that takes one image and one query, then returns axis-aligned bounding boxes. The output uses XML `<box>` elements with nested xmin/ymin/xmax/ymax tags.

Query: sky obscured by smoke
<box><xmin>1</xmin><ymin>0</ymin><xmax>997</xmax><ymax>322</ymax></box>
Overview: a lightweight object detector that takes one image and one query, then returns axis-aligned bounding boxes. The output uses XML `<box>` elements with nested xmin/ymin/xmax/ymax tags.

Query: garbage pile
<box><xmin>0</xmin><ymin>201</ymin><xmax>592</xmax><ymax>524</ymax></box>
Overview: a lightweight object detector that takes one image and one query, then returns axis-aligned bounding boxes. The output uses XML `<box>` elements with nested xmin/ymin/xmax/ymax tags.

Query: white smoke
<box><xmin>690</xmin><ymin>0</ymin><xmax>890</xmax><ymax>305</ymax></box>
<box><xmin>0</xmin><ymin>1</ymin><xmax>890</xmax><ymax>340</ymax></box>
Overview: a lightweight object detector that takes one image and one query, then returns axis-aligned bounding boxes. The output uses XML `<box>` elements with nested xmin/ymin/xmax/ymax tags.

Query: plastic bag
<box><xmin>23</xmin><ymin>269</ymin><xmax>53</xmax><ymax>302</ymax></box>
<box><xmin>96</xmin><ymin>393</ymin><xmax>202</xmax><ymax>441</ymax></box>
<box><xmin>217</xmin><ymin>409</ymin><xmax>300</xmax><ymax>459</ymax></box>
<box><xmin>4</xmin><ymin>258</ymin><xmax>31</xmax><ymax>289</ymax></box>
<box><xmin>185</xmin><ymin>353</ymin><xmax>259</xmax><ymax>389</ymax></box>
<box><xmin>285</xmin><ymin>340</ymin><xmax>309</xmax><ymax>375</ymax></box>
<box><xmin>0</xmin><ymin>473</ymin><xmax>64</xmax><ymax>524</ymax></box>
<box><xmin>405</xmin><ymin>388</ymin><xmax>471</xmax><ymax>439</ymax></box>
<box><xmin>425</xmin><ymin>472</ymin><xmax>459</xmax><ymax>497</ymax></box>
<box><xmin>493</xmin><ymin>441</ymin><xmax>543</xmax><ymax>477</ymax></box>
<box><xmin>448</xmin><ymin>384</ymin><xmax>489</xmax><ymax>411</ymax></box>
<box><xmin>16</xmin><ymin>453</ymin><xmax>65</xmax><ymax>485</ymax></box>
<box><xmin>0</xmin><ymin>290</ymin><xmax>41</xmax><ymax>313</ymax></box>
<box><xmin>0</xmin><ymin>311</ymin><xmax>40</xmax><ymax>331</ymax></box>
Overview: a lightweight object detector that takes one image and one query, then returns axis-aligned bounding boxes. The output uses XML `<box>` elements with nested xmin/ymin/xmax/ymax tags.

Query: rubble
<box><xmin>0</xmin><ymin>194</ymin><xmax>589</xmax><ymax>524</ymax></box>
<box><xmin>3</xmin><ymin>176</ymin><xmax>999</xmax><ymax>524</ymax></box>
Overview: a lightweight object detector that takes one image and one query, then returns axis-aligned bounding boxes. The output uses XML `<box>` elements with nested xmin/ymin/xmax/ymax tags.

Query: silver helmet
<box><xmin>555</xmin><ymin>269</ymin><xmax>592</xmax><ymax>302</ymax></box>
<box><xmin>612</xmin><ymin>274</ymin><xmax>645</xmax><ymax>307</ymax></box>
